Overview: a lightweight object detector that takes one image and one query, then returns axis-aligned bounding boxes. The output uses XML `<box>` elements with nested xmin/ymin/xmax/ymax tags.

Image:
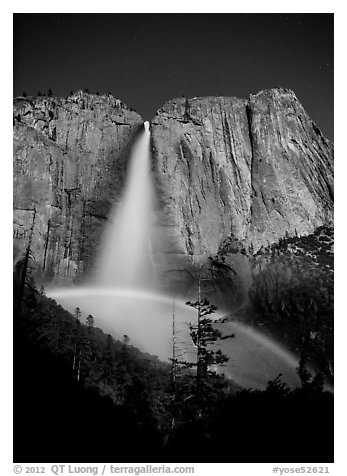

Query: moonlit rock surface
<box><xmin>151</xmin><ymin>88</ymin><xmax>333</xmax><ymax>256</ymax></box>
<box><xmin>13</xmin><ymin>92</ymin><xmax>143</xmax><ymax>284</ymax></box>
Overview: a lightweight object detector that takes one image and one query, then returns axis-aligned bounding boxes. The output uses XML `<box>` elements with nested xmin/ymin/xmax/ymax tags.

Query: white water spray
<box><xmin>93</xmin><ymin>123</ymin><xmax>156</xmax><ymax>289</ymax></box>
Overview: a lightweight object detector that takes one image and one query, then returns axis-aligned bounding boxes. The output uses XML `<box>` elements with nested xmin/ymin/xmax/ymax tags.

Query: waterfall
<box><xmin>93</xmin><ymin>121</ymin><xmax>156</xmax><ymax>289</ymax></box>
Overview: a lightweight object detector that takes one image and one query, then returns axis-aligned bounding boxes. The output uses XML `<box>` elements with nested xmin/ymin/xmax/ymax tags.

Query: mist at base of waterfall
<box><xmin>47</xmin><ymin>286</ymin><xmax>301</xmax><ymax>390</ymax></box>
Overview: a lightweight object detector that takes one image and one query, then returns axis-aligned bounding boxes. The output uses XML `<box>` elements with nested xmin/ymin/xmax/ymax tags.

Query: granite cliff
<box><xmin>13</xmin><ymin>88</ymin><xmax>333</xmax><ymax>303</ymax></box>
<box><xmin>151</xmin><ymin>88</ymin><xmax>333</xmax><ymax>301</ymax></box>
<box><xmin>13</xmin><ymin>91</ymin><xmax>143</xmax><ymax>284</ymax></box>
<box><xmin>151</xmin><ymin>89</ymin><xmax>333</xmax><ymax>254</ymax></box>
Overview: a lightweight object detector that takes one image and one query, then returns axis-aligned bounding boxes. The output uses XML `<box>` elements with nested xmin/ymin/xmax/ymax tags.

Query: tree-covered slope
<box><xmin>234</xmin><ymin>225</ymin><xmax>333</xmax><ymax>383</ymax></box>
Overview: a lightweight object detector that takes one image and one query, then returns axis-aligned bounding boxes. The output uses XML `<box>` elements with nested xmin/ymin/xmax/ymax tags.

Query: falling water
<box><xmin>93</xmin><ymin>121</ymin><xmax>156</xmax><ymax>289</ymax></box>
<box><xmin>47</xmin><ymin>121</ymin><xmax>304</xmax><ymax>390</ymax></box>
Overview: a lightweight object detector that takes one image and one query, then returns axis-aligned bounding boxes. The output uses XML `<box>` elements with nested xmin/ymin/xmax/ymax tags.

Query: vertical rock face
<box><xmin>151</xmin><ymin>88</ymin><xmax>333</xmax><ymax>256</ymax></box>
<box><xmin>150</xmin><ymin>88</ymin><xmax>333</xmax><ymax>302</ymax></box>
<box><xmin>151</xmin><ymin>96</ymin><xmax>252</xmax><ymax>259</ymax></box>
<box><xmin>247</xmin><ymin>89</ymin><xmax>333</xmax><ymax>249</ymax></box>
<box><xmin>13</xmin><ymin>92</ymin><xmax>143</xmax><ymax>284</ymax></box>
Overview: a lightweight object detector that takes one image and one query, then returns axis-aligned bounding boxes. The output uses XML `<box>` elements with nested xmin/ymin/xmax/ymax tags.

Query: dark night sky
<box><xmin>13</xmin><ymin>13</ymin><xmax>333</xmax><ymax>139</ymax></box>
